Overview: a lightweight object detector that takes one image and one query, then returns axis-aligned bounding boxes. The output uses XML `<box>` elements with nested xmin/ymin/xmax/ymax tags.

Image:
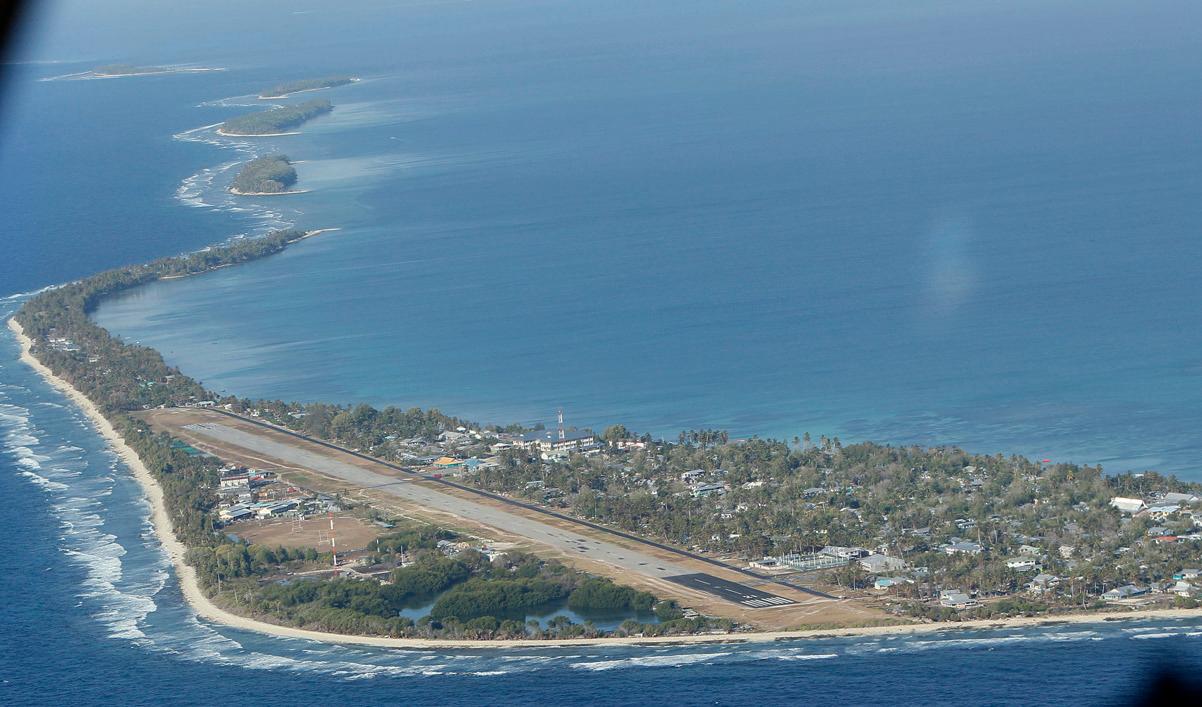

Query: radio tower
<box><xmin>557</xmin><ymin>408</ymin><xmax>565</xmax><ymax>441</ymax></box>
<box><xmin>328</xmin><ymin>511</ymin><xmax>338</xmax><ymax>571</ymax></box>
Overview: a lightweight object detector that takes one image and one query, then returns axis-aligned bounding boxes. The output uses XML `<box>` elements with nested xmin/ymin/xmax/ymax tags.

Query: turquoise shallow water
<box><xmin>5</xmin><ymin>2</ymin><xmax>1202</xmax><ymax>703</ymax></box>
<box><xmin>80</xmin><ymin>0</ymin><xmax>1202</xmax><ymax>475</ymax></box>
<box><xmin>7</xmin><ymin>291</ymin><xmax>1202</xmax><ymax>705</ymax></box>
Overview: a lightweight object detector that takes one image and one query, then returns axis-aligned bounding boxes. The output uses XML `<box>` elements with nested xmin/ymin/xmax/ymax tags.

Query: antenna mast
<box><xmin>328</xmin><ymin>511</ymin><xmax>338</xmax><ymax>571</ymax></box>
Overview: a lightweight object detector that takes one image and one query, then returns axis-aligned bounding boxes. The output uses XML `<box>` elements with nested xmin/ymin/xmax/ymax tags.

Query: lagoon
<box><xmin>91</xmin><ymin>0</ymin><xmax>1202</xmax><ymax>476</ymax></box>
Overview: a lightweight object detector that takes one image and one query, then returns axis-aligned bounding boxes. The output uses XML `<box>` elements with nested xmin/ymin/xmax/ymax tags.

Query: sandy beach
<box><xmin>258</xmin><ymin>77</ymin><xmax>361</xmax><ymax>100</ymax></box>
<box><xmin>157</xmin><ymin>230</ymin><xmax>338</xmax><ymax>280</ymax></box>
<box><xmin>228</xmin><ymin>187</ymin><xmax>311</xmax><ymax>196</ymax></box>
<box><xmin>216</xmin><ymin>128</ymin><xmax>301</xmax><ymax>137</ymax></box>
<box><xmin>9</xmin><ymin>314</ymin><xmax>1202</xmax><ymax>650</ymax></box>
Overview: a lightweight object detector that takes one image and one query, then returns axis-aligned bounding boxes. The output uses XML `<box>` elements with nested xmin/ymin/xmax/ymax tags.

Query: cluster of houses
<box><xmin>1099</xmin><ymin>570</ymin><xmax>1202</xmax><ymax>603</ymax></box>
<box><xmin>739</xmin><ymin>488</ymin><xmax>1202</xmax><ymax>611</ymax></box>
<box><xmin>1109</xmin><ymin>492</ymin><xmax>1202</xmax><ymax>545</ymax></box>
<box><xmin>213</xmin><ymin>465</ymin><xmax>340</xmax><ymax>525</ymax></box>
<box><xmin>750</xmin><ymin>545</ymin><xmax>910</xmax><ymax>577</ymax></box>
<box><xmin>385</xmin><ymin>421</ymin><xmax>610</xmax><ymax>472</ymax></box>
<box><xmin>679</xmin><ymin>468</ymin><xmax>729</xmax><ymax>499</ymax></box>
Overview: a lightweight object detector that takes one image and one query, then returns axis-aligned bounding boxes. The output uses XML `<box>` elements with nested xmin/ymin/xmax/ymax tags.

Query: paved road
<box><xmin>665</xmin><ymin>574</ymin><xmax>799</xmax><ymax>608</ymax></box>
<box><xmin>190</xmin><ymin>421</ymin><xmax>701</xmax><ymax>580</ymax></box>
<box><xmin>182</xmin><ymin>410</ymin><xmax>835</xmax><ymax>602</ymax></box>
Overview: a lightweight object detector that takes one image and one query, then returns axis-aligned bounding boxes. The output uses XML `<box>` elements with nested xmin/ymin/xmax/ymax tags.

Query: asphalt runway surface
<box><xmin>664</xmin><ymin>573</ymin><xmax>796</xmax><ymax>607</ymax></box>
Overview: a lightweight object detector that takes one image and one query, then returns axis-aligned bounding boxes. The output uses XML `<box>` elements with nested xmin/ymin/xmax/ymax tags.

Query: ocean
<box><xmin>4</xmin><ymin>1</ymin><xmax>1202</xmax><ymax>703</ymax></box>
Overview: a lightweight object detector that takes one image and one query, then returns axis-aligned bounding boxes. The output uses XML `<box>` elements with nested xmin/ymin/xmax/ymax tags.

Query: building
<box><xmin>1162</xmin><ymin>492</ymin><xmax>1199</xmax><ymax>506</ymax></box>
<box><xmin>749</xmin><ymin>557</ymin><xmax>784</xmax><ymax>571</ymax></box>
<box><xmin>777</xmin><ymin>552</ymin><xmax>848</xmax><ymax>572</ymax></box>
<box><xmin>874</xmin><ymin>576</ymin><xmax>912</xmax><ymax>590</ymax></box>
<box><xmin>693</xmin><ymin>482</ymin><xmax>727</xmax><ymax>498</ymax></box>
<box><xmin>1028</xmin><ymin>573</ymin><xmax>1060</xmax><ymax>595</ymax></box>
<box><xmin>944</xmin><ymin>541</ymin><xmax>983</xmax><ymax>556</ymax></box>
<box><xmin>519</xmin><ymin>428</ymin><xmax>599</xmax><ymax>453</ymax></box>
<box><xmin>1170</xmin><ymin>581</ymin><xmax>1196</xmax><ymax>597</ymax></box>
<box><xmin>860</xmin><ymin>554</ymin><xmax>908</xmax><ymax>573</ymax></box>
<box><xmin>1101</xmin><ymin>584</ymin><xmax>1148</xmax><ymax>601</ymax></box>
<box><xmin>940</xmin><ymin>590</ymin><xmax>978</xmax><ymax>609</ymax></box>
<box><xmin>680</xmin><ymin>469</ymin><xmax>706</xmax><ymax>484</ymax></box>
<box><xmin>1006</xmin><ymin>558</ymin><xmax>1040</xmax><ymax>572</ymax></box>
<box><xmin>218</xmin><ymin>504</ymin><xmax>254</xmax><ymax>522</ymax></box>
<box><xmin>254</xmin><ymin>499</ymin><xmax>298</xmax><ymax>518</ymax></box>
<box><xmin>1110</xmin><ymin>497</ymin><xmax>1147</xmax><ymax>514</ymax></box>
<box><xmin>219</xmin><ymin>474</ymin><xmax>250</xmax><ymax>490</ymax></box>
<box><xmin>821</xmin><ymin>546</ymin><xmax>870</xmax><ymax>560</ymax></box>
<box><xmin>1146</xmin><ymin>505</ymin><xmax>1180</xmax><ymax>521</ymax></box>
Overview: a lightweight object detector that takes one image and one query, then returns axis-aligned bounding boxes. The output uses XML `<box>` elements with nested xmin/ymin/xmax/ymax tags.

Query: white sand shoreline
<box><xmin>216</xmin><ymin>128</ymin><xmax>301</xmax><ymax>137</ymax></box>
<box><xmin>157</xmin><ymin>230</ymin><xmax>339</xmax><ymax>280</ymax></box>
<box><xmin>228</xmin><ymin>187</ymin><xmax>310</xmax><ymax>196</ymax></box>
<box><xmin>258</xmin><ymin>77</ymin><xmax>361</xmax><ymax>100</ymax></box>
<box><xmin>9</xmin><ymin>314</ymin><xmax>1202</xmax><ymax>650</ymax></box>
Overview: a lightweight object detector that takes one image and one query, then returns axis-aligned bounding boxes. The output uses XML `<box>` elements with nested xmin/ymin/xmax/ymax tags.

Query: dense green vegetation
<box><xmin>237</xmin><ymin>399</ymin><xmax>464</xmax><ymax>452</ymax></box>
<box><xmin>431</xmin><ymin>577</ymin><xmax>569</xmax><ymax>621</ymax></box>
<box><xmin>21</xmin><ymin>209</ymin><xmax>1202</xmax><ymax>633</ymax></box>
<box><xmin>12</xmin><ymin>229</ymin><xmax>709</xmax><ymax>641</ymax></box>
<box><xmin>220</xmin><ymin>99</ymin><xmax>332</xmax><ymax>135</ymax></box>
<box><xmin>231</xmin><ymin>155</ymin><xmax>298</xmax><ymax>194</ymax></box>
<box><xmin>261</xmin><ymin>76</ymin><xmax>353</xmax><ymax>98</ymax></box>
<box><xmin>14</xmin><ymin>230</ymin><xmax>323</xmax><ymax>597</ymax></box>
<box><xmin>389</xmin><ymin>555</ymin><xmax>473</xmax><ymax>600</ymax></box>
<box><xmin>568</xmin><ymin>577</ymin><xmax>655</xmax><ymax>612</ymax></box>
<box><xmin>207</xmin><ymin>546</ymin><xmax>715</xmax><ymax>639</ymax></box>
<box><xmin>452</xmin><ymin>435</ymin><xmax>1202</xmax><ymax>618</ymax></box>
<box><xmin>93</xmin><ymin>64</ymin><xmax>169</xmax><ymax>76</ymax></box>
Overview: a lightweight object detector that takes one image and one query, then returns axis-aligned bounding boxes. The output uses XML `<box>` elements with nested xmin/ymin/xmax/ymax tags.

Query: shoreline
<box><xmin>91</xmin><ymin>67</ymin><xmax>225</xmax><ymax>79</ymax></box>
<box><xmin>158</xmin><ymin>230</ymin><xmax>339</xmax><ymax>279</ymax></box>
<box><xmin>258</xmin><ymin>77</ymin><xmax>361</xmax><ymax>100</ymax></box>
<box><xmin>216</xmin><ymin>128</ymin><xmax>301</xmax><ymax>138</ymax></box>
<box><xmin>228</xmin><ymin>187</ymin><xmax>310</xmax><ymax>197</ymax></box>
<box><xmin>9</xmin><ymin>317</ymin><xmax>1202</xmax><ymax>650</ymax></box>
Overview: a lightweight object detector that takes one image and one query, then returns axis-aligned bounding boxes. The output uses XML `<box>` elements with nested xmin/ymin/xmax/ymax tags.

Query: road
<box><xmin>200</xmin><ymin>408</ymin><xmax>836</xmax><ymax>600</ymax></box>
<box><xmin>188</xmin><ymin>420</ymin><xmax>708</xmax><ymax>579</ymax></box>
<box><xmin>173</xmin><ymin>414</ymin><xmax>833</xmax><ymax>610</ymax></box>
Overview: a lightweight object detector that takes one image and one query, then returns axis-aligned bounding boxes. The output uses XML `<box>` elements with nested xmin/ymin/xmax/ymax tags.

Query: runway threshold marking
<box><xmin>664</xmin><ymin>573</ymin><xmax>797</xmax><ymax>608</ymax></box>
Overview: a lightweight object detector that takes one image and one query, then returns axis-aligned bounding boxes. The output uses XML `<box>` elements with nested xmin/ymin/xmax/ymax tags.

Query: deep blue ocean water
<box><xmin>5</xmin><ymin>1</ymin><xmax>1202</xmax><ymax>703</ymax></box>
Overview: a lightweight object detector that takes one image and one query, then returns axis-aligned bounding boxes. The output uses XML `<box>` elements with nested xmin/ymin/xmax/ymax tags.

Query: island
<box><xmin>93</xmin><ymin>64</ymin><xmax>172</xmax><ymax>76</ymax></box>
<box><xmin>230</xmin><ymin>155</ymin><xmax>299</xmax><ymax>195</ymax></box>
<box><xmin>10</xmin><ymin>231</ymin><xmax>731</xmax><ymax>643</ymax></box>
<box><xmin>11</xmin><ymin>228</ymin><xmax>1202</xmax><ymax>646</ymax></box>
<box><xmin>259</xmin><ymin>76</ymin><xmax>356</xmax><ymax>99</ymax></box>
<box><xmin>218</xmin><ymin>99</ymin><xmax>333</xmax><ymax>137</ymax></box>
<box><xmin>88</xmin><ymin>64</ymin><xmax>222</xmax><ymax>78</ymax></box>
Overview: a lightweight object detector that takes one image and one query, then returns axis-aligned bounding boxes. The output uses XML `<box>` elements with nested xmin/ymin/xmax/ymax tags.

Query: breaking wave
<box><xmin>171</xmin><ymin>123</ymin><xmax>293</xmax><ymax>236</ymax></box>
<box><xmin>8</xmin><ymin>295</ymin><xmax>1202</xmax><ymax>681</ymax></box>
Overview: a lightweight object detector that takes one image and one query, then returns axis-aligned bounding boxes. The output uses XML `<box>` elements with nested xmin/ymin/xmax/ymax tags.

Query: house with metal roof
<box><xmin>1101</xmin><ymin>584</ymin><xmax>1148</xmax><ymax>601</ymax></box>
<box><xmin>939</xmin><ymin>589</ymin><xmax>978</xmax><ymax>609</ymax></box>
<box><xmin>1027</xmin><ymin>573</ymin><xmax>1060</xmax><ymax>595</ymax></box>
<box><xmin>519</xmin><ymin>428</ymin><xmax>598</xmax><ymax>453</ymax></box>
<box><xmin>1109</xmin><ymin>497</ymin><xmax>1147</xmax><ymax>514</ymax></box>
<box><xmin>860</xmin><ymin>554</ymin><xmax>908</xmax><ymax>573</ymax></box>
